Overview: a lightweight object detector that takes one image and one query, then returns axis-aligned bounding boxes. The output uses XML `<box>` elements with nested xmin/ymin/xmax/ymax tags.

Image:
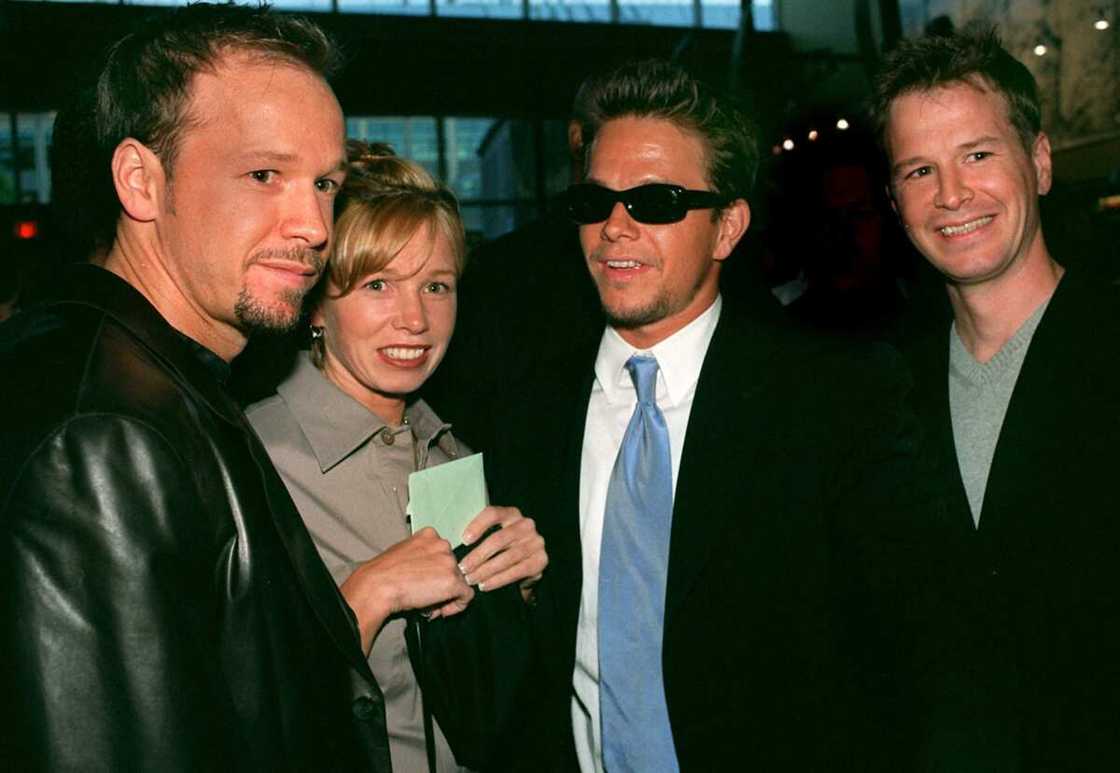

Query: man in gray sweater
<box><xmin>872</xmin><ymin>28</ymin><xmax>1120</xmax><ymax>773</ymax></box>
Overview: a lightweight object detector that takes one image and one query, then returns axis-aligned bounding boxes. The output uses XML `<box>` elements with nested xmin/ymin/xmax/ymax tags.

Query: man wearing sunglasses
<box><xmin>486</xmin><ymin>59</ymin><xmax>924</xmax><ymax>771</ymax></box>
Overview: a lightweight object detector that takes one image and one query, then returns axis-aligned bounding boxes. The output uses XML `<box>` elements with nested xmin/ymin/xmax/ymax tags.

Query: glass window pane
<box><xmin>444</xmin><ymin>117</ymin><xmax>496</xmax><ymax>200</ymax></box>
<box><xmin>461</xmin><ymin>204</ymin><xmax>535</xmax><ymax>241</ymax></box>
<box><xmin>528</xmin><ymin>0</ymin><xmax>611</xmax><ymax>24</ymax></box>
<box><xmin>540</xmin><ymin>119</ymin><xmax>573</xmax><ymax>197</ymax></box>
<box><xmin>898</xmin><ymin>0</ymin><xmax>928</xmax><ymax>37</ymax></box>
<box><xmin>436</xmin><ymin>0</ymin><xmax>523</xmax><ymax>19</ymax></box>
<box><xmin>476</xmin><ymin>119</ymin><xmax>539</xmax><ymax>201</ymax></box>
<box><xmin>346</xmin><ymin>116</ymin><xmax>439</xmax><ymax>178</ymax></box>
<box><xmin>0</xmin><ymin>115</ymin><xmax>15</xmax><ymax>206</ymax></box>
<box><xmin>16</xmin><ymin>113</ymin><xmax>55</xmax><ymax>204</ymax></box>
<box><xmin>338</xmin><ymin>0</ymin><xmax>432</xmax><ymax>16</ymax></box>
<box><xmin>618</xmin><ymin>0</ymin><xmax>694</xmax><ymax>28</ymax></box>
<box><xmin>700</xmin><ymin>0</ymin><xmax>739</xmax><ymax>30</ymax></box>
<box><xmin>120</xmin><ymin>0</ymin><xmax>334</xmax><ymax>9</ymax></box>
<box><xmin>264</xmin><ymin>0</ymin><xmax>334</xmax><ymax>9</ymax></box>
<box><xmin>752</xmin><ymin>0</ymin><xmax>776</xmax><ymax>31</ymax></box>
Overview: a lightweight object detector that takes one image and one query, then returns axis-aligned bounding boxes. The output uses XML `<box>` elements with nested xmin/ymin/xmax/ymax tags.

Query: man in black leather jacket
<box><xmin>0</xmin><ymin>5</ymin><xmax>438</xmax><ymax>769</ymax></box>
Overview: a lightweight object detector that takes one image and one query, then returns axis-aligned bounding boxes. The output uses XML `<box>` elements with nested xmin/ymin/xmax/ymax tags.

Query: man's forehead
<box><xmin>888</xmin><ymin>77</ymin><xmax>1010</xmax><ymax>131</ymax></box>
<box><xmin>588</xmin><ymin>115</ymin><xmax>710</xmax><ymax>182</ymax></box>
<box><xmin>169</xmin><ymin>53</ymin><xmax>344</xmax><ymax>177</ymax></box>
<box><xmin>185</xmin><ymin>53</ymin><xmax>339</xmax><ymax>124</ymax></box>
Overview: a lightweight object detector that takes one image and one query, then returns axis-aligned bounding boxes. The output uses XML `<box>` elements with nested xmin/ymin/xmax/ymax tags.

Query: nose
<box><xmin>281</xmin><ymin>184</ymin><xmax>331</xmax><ymax>248</ymax></box>
<box><xmin>934</xmin><ymin>168</ymin><xmax>973</xmax><ymax>210</ymax></box>
<box><xmin>392</xmin><ymin>289</ymin><xmax>429</xmax><ymax>334</ymax></box>
<box><xmin>600</xmin><ymin>200</ymin><xmax>639</xmax><ymax>241</ymax></box>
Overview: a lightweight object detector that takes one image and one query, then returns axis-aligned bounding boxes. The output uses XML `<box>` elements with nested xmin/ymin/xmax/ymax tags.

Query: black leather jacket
<box><xmin>0</xmin><ymin>265</ymin><xmax>391</xmax><ymax>771</ymax></box>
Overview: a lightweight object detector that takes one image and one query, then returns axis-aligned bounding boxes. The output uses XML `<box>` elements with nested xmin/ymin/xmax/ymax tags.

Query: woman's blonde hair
<box><xmin>310</xmin><ymin>140</ymin><xmax>466</xmax><ymax>367</ymax></box>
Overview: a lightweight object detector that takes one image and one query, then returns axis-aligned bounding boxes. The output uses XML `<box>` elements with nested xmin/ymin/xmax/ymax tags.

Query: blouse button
<box><xmin>380</xmin><ymin>428</ymin><xmax>395</xmax><ymax>446</ymax></box>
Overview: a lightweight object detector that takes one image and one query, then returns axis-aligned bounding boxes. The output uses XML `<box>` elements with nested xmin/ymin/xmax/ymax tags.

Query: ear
<box><xmin>110</xmin><ymin>138</ymin><xmax>166</xmax><ymax>223</ymax></box>
<box><xmin>885</xmin><ymin>183</ymin><xmax>900</xmax><ymax>216</ymax></box>
<box><xmin>1032</xmin><ymin>132</ymin><xmax>1053</xmax><ymax>196</ymax></box>
<box><xmin>713</xmin><ymin>199</ymin><xmax>751</xmax><ymax>262</ymax></box>
<box><xmin>310</xmin><ymin>305</ymin><xmax>325</xmax><ymax>328</ymax></box>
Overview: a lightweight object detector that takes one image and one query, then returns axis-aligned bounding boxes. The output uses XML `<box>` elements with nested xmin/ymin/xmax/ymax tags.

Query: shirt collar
<box><xmin>174</xmin><ymin>328</ymin><xmax>231</xmax><ymax>384</ymax></box>
<box><xmin>594</xmin><ymin>295</ymin><xmax>722</xmax><ymax>408</ymax></box>
<box><xmin>276</xmin><ymin>353</ymin><xmax>450</xmax><ymax>472</ymax></box>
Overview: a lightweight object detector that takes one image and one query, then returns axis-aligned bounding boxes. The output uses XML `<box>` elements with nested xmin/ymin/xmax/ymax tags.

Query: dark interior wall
<box><xmin>0</xmin><ymin>1</ymin><xmax>794</xmax><ymax>124</ymax></box>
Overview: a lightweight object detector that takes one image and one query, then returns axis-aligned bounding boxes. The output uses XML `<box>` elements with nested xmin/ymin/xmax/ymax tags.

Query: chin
<box><xmin>602</xmin><ymin>296</ymin><xmax>672</xmax><ymax>331</ymax></box>
<box><xmin>235</xmin><ymin>288</ymin><xmax>304</xmax><ymax>334</ymax></box>
<box><xmin>374</xmin><ymin>372</ymin><xmax>429</xmax><ymax>396</ymax></box>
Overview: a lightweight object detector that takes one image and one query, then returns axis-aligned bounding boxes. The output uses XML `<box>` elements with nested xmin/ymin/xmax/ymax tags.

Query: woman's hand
<box><xmin>457</xmin><ymin>505</ymin><xmax>548</xmax><ymax>603</ymax></box>
<box><xmin>340</xmin><ymin>527</ymin><xmax>474</xmax><ymax>654</ymax></box>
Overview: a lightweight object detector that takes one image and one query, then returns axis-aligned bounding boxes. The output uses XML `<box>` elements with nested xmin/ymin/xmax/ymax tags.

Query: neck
<box><xmin>104</xmin><ymin>228</ymin><xmax>246</xmax><ymax>362</ymax></box>
<box><xmin>320</xmin><ymin>358</ymin><xmax>407</xmax><ymax>426</ymax></box>
<box><xmin>614</xmin><ymin>291</ymin><xmax>719</xmax><ymax>351</ymax></box>
<box><xmin>947</xmin><ymin>242</ymin><xmax>1062</xmax><ymax>364</ymax></box>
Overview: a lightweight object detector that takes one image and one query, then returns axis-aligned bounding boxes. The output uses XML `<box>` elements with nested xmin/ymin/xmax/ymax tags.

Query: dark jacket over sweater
<box><xmin>904</xmin><ymin>270</ymin><xmax>1120</xmax><ymax>773</ymax></box>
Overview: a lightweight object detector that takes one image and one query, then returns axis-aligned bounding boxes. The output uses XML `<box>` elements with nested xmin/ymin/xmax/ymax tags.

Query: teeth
<box><xmin>606</xmin><ymin>260</ymin><xmax>642</xmax><ymax>269</ymax></box>
<box><xmin>940</xmin><ymin>216</ymin><xmax>992</xmax><ymax>236</ymax></box>
<box><xmin>383</xmin><ymin>347</ymin><xmax>425</xmax><ymax>360</ymax></box>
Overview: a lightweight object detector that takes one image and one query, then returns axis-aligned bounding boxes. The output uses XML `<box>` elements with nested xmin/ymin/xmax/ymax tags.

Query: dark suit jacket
<box><xmin>904</xmin><ymin>270</ymin><xmax>1120</xmax><ymax>773</ymax></box>
<box><xmin>487</xmin><ymin>295</ymin><xmax>928</xmax><ymax>772</ymax></box>
<box><xmin>0</xmin><ymin>265</ymin><xmax>390</xmax><ymax>771</ymax></box>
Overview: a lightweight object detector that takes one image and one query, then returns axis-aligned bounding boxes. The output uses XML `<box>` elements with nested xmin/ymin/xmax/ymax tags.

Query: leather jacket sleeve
<box><xmin>1</xmin><ymin>414</ymin><xmax>238</xmax><ymax>771</ymax></box>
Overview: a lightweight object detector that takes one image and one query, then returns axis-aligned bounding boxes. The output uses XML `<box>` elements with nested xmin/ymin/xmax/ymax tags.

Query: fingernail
<box><xmin>461</xmin><ymin>531</ymin><xmax>475</xmax><ymax>545</ymax></box>
<box><xmin>458</xmin><ymin>563</ymin><xmax>468</xmax><ymax>575</ymax></box>
<box><xmin>463</xmin><ymin>573</ymin><xmax>474</xmax><ymax>586</ymax></box>
<box><xmin>478</xmin><ymin>581</ymin><xmax>486</xmax><ymax>592</ymax></box>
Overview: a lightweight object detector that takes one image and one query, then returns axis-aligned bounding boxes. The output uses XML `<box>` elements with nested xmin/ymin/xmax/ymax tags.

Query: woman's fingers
<box><xmin>458</xmin><ymin>511</ymin><xmax>548</xmax><ymax>591</ymax></box>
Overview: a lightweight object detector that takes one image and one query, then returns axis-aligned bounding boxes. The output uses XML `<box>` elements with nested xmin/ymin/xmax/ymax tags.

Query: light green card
<box><xmin>406</xmin><ymin>453</ymin><xmax>488</xmax><ymax>547</ymax></box>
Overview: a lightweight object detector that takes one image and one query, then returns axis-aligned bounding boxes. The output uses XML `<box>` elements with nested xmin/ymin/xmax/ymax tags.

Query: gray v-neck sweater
<box><xmin>949</xmin><ymin>298</ymin><xmax>1051</xmax><ymax>527</ymax></box>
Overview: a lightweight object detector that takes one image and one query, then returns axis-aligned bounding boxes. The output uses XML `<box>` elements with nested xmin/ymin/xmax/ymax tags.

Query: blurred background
<box><xmin>1</xmin><ymin>0</ymin><xmax>1117</xmax><ymax>336</ymax></box>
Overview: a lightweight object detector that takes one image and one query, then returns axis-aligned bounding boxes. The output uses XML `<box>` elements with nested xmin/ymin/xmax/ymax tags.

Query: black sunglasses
<box><xmin>566</xmin><ymin>183</ymin><xmax>732</xmax><ymax>225</ymax></box>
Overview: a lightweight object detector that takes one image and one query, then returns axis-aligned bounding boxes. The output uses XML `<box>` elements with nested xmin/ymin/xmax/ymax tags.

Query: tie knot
<box><xmin>625</xmin><ymin>355</ymin><xmax>660</xmax><ymax>405</ymax></box>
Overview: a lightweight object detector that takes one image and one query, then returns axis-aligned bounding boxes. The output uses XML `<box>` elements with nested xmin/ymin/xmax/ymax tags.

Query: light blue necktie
<box><xmin>598</xmin><ymin>354</ymin><xmax>679</xmax><ymax>772</ymax></box>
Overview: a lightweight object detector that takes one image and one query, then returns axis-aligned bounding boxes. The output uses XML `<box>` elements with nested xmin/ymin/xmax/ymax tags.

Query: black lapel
<box><xmin>48</xmin><ymin>265</ymin><xmax>246</xmax><ymax>427</ymax></box>
<box><xmin>907</xmin><ymin>319</ymin><xmax>977</xmax><ymax>537</ymax></box>
<box><xmin>246</xmin><ymin>423</ymin><xmax>377</xmax><ymax>679</ymax></box>
<box><xmin>979</xmin><ymin>273</ymin><xmax>1073</xmax><ymax>538</ymax></box>
<box><xmin>543</xmin><ymin>354</ymin><xmax>598</xmax><ymax>648</ymax></box>
<box><xmin>49</xmin><ymin>265</ymin><xmax>376</xmax><ymax>680</ymax></box>
<box><xmin>663</xmin><ymin>304</ymin><xmax>780</xmax><ymax>621</ymax></box>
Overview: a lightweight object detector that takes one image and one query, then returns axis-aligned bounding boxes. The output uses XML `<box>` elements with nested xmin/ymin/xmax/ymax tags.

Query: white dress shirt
<box><xmin>572</xmin><ymin>296</ymin><xmax>722</xmax><ymax>773</ymax></box>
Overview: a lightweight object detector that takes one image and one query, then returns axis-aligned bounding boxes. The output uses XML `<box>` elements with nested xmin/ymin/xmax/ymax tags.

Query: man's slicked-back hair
<box><xmin>871</xmin><ymin>26</ymin><xmax>1042</xmax><ymax>155</ymax></box>
<box><xmin>573</xmin><ymin>59</ymin><xmax>759</xmax><ymax>202</ymax></box>
<box><xmin>93</xmin><ymin>1</ymin><xmax>340</xmax><ymax>246</ymax></box>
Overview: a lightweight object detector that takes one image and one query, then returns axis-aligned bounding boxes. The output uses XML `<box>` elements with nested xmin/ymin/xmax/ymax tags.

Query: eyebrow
<box><xmin>237</xmin><ymin>151</ymin><xmax>348</xmax><ymax>175</ymax></box>
<box><xmin>958</xmin><ymin>135</ymin><xmax>1002</xmax><ymax>151</ymax></box>
<box><xmin>583</xmin><ymin>175</ymin><xmax>675</xmax><ymax>188</ymax></box>
<box><xmin>892</xmin><ymin>135</ymin><xmax>1004</xmax><ymax>176</ymax></box>
<box><xmin>238</xmin><ymin>150</ymin><xmax>299</xmax><ymax>165</ymax></box>
<box><xmin>377</xmin><ymin>265</ymin><xmax>457</xmax><ymax>281</ymax></box>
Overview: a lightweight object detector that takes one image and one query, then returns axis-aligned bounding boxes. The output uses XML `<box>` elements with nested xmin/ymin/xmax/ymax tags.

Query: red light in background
<box><xmin>15</xmin><ymin>220</ymin><xmax>40</xmax><ymax>240</ymax></box>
